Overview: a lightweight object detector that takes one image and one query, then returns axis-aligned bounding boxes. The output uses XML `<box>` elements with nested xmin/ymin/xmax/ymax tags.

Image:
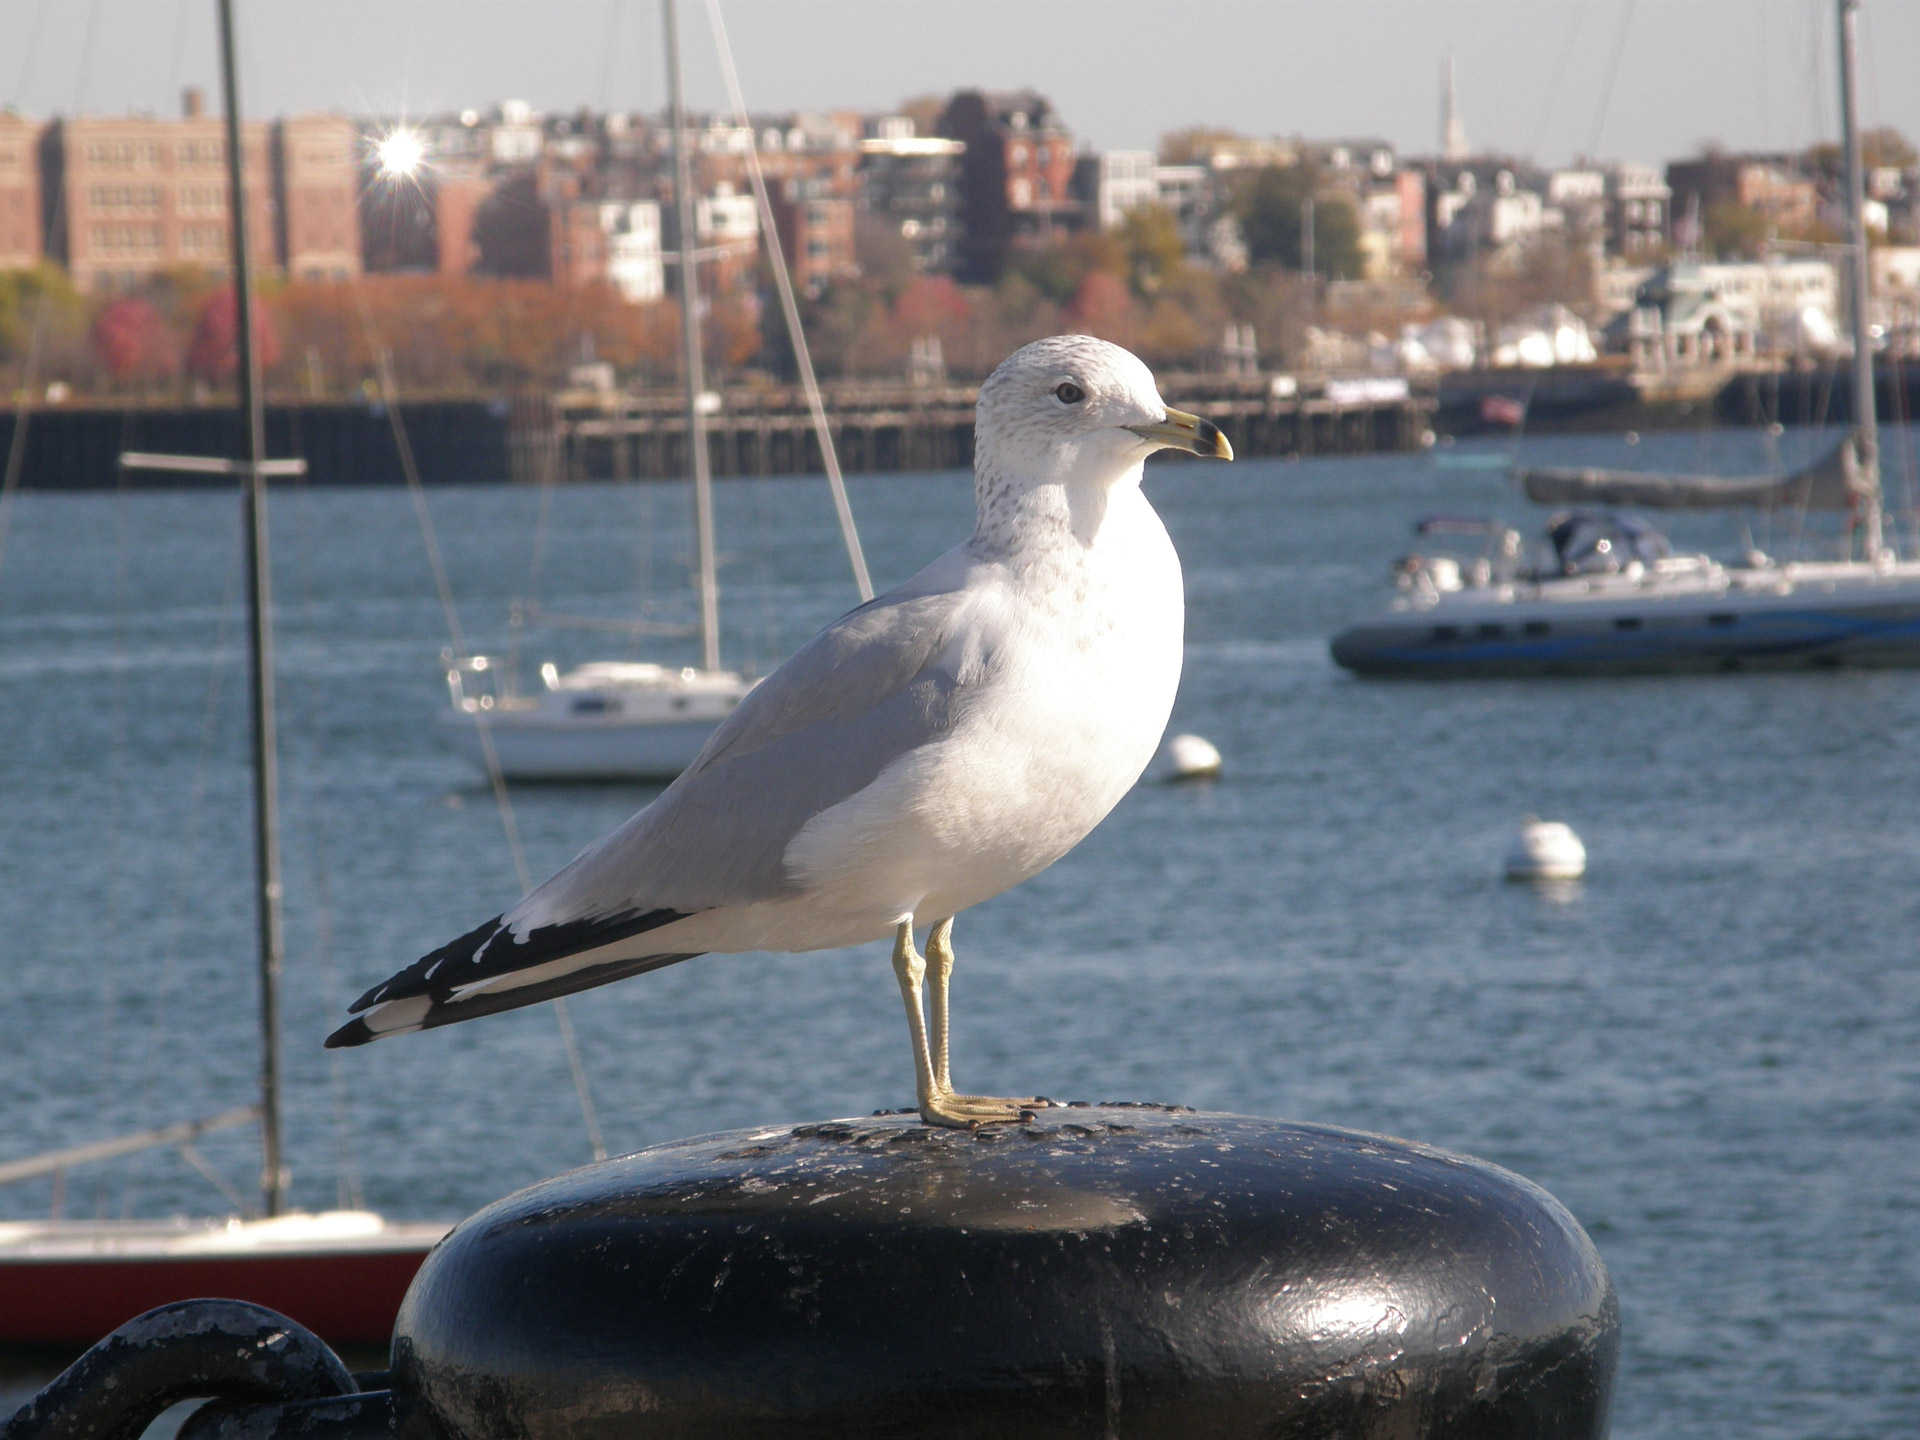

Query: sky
<box><xmin>7</xmin><ymin>1</ymin><xmax>1919</xmax><ymax>170</ymax></box>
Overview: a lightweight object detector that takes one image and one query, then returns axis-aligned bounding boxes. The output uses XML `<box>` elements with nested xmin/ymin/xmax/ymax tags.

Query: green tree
<box><xmin>0</xmin><ymin>264</ymin><xmax>84</xmax><ymax>374</ymax></box>
<box><xmin>1231</xmin><ymin>166</ymin><xmax>1362</xmax><ymax>280</ymax></box>
<box><xmin>1160</xmin><ymin>127</ymin><xmax>1245</xmax><ymax>165</ymax></box>
<box><xmin>1117</xmin><ymin>204</ymin><xmax>1186</xmax><ymax>293</ymax></box>
<box><xmin>1007</xmin><ymin>231</ymin><xmax>1125</xmax><ymax>307</ymax></box>
<box><xmin>1702</xmin><ymin>201</ymin><xmax>1772</xmax><ymax>260</ymax></box>
<box><xmin>1806</xmin><ymin>127</ymin><xmax>1918</xmax><ymax>181</ymax></box>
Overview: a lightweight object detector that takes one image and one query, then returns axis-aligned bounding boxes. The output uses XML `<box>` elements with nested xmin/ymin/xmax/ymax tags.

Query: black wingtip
<box><xmin>324</xmin><ymin>1017</ymin><xmax>376</xmax><ymax>1049</ymax></box>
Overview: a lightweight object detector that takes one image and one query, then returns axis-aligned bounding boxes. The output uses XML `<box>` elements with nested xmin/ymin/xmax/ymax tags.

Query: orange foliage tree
<box><xmin>266</xmin><ymin>276</ymin><xmax>682</xmax><ymax>397</ymax></box>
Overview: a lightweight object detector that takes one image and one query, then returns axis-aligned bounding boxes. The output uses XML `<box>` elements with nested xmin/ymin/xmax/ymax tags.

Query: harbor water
<box><xmin>4</xmin><ymin>425</ymin><xmax>1919</xmax><ymax>1439</ymax></box>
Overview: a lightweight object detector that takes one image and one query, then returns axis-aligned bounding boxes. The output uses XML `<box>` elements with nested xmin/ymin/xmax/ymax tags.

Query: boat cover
<box><xmin>1514</xmin><ymin>435</ymin><xmax>1871</xmax><ymax>512</ymax></box>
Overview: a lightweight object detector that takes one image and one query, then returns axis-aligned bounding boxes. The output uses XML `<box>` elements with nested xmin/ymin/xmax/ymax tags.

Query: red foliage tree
<box><xmin>891</xmin><ymin>275</ymin><xmax>970</xmax><ymax>334</ymax></box>
<box><xmin>1066</xmin><ymin>271</ymin><xmax>1139</xmax><ymax>346</ymax></box>
<box><xmin>186</xmin><ymin>286</ymin><xmax>281</xmax><ymax>383</ymax></box>
<box><xmin>90</xmin><ymin>297</ymin><xmax>178</xmax><ymax>385</ymax></box>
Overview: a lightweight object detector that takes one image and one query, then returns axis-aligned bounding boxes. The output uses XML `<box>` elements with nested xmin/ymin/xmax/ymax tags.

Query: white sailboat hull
<box><xmin>442</xmin><ymin>659</ymin><xmax>754</xmax><ymax>781</ymax></box>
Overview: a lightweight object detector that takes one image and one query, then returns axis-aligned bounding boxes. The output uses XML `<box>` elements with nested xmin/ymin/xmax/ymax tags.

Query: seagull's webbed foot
<box><xmin>894</xmin><ymin>919</ymin><xmax>1041</xmax><ymax>1130</ymax></box>
<box><xmin>920</xmin><ymin>1091</ymin><xmax>1038</xmax><ymax>1127</ymax></box>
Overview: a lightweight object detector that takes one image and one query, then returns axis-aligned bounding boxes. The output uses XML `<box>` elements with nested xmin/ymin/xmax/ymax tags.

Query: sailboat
<box><xmin>1331</xmin><ymin>0</ymin><xmax>1920</xmax><ymax>678</ymax></box>
<box><xmin>440</xmin><ymin>0</ymin><xmax>870</xmax><ymax>782</ymax></box>
<box><xmin>0</xmin><ymin>0</ymin><xmax>445</xmax><ymax>1348</ymax></box>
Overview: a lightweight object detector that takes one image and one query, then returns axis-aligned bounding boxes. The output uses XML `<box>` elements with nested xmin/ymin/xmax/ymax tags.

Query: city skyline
<box><xmin>7</xmin><ymin>1</ymin><xmax>1920</xmax><ymax>169</ymax></box>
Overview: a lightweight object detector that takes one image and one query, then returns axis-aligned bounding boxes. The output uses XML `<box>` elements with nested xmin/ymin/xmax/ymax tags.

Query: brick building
<box><xmin>1667</xmin><ymin>153</ymin><xmax>1820</xmax><ymax>250</ymax></box>
<box><xmin>938</xmin><ymin>90</ymin><xmax>1081</xmax><ymax>282</ymax></box>
<box><xmin>35</xmin><ymin>96</ymin><xmax>359</xmax><ymax>291</ymax></box>
<box><xmin>40</xmin><ymin>106</ymin><xmax>276</xmax><ymax>291</ymax></box>
<box><xmin>0</xmin><ymin>114</ymin><xmax>42</xmax><ymax>269</ymax></box>
<box><xmin>742</xmin><ymin>114</ymin><xmax>862</xmax><ymax>296</ymax></box>
<box><xmin>274</xmin><ymin>115</ymin><xmax>360</xmax><ymax>280</ymax></box>
<box><xmin>434</xmin><ymin>166</ymin><xmax>490</xmax><ymax>276</ymax></box>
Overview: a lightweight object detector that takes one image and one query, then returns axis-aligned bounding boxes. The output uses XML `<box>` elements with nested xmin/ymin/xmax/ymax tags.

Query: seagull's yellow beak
<box><xmin>1126</xmin><ymin>406</ymin><xmax>1234</xmax><ymax>460</ymax></box>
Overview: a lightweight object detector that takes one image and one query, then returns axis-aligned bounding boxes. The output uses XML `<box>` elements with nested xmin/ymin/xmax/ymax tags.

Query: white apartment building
<box><xmin>599</xmin><ymin>200</ymin><xmax>663</xmax><ymax>303</ymax></box>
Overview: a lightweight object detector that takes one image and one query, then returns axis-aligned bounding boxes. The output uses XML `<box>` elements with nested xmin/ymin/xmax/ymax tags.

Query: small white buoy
<box><xmin>1165</xmin><ymin>733</ymin><xmax>1223</xmax><ymax>781</ymax></box>
<box><xmin>1504</xmin><ymin>817</ymin><xmax>1586</xmax><ymax>880</ymax></box>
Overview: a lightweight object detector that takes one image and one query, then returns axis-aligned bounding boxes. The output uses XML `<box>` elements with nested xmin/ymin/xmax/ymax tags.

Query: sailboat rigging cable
<box><xmin>353</xmin><ymin>285</ymin><xmax>608</xmax><ymax>1162</ymax></box>
<box><xmin>702</xmin><ymin>0</ymin><xmax>874</xmax><ymax>604</ymax></box>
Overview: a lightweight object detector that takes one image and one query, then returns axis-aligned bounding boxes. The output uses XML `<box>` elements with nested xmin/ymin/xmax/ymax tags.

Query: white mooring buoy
<box><xmin>1504</xmin><ymin>817</ymin><xmax>1586</xmax><ymax>880</ymax></box>
<box><xmin>1165</xmin><ymin>733</ymin><xmax>1223</xmax><ymax>781</ymax></box>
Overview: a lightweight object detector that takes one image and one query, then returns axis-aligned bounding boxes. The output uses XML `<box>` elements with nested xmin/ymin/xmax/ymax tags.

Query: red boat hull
<box><xmin>0</xmin><ymin>1246</ymin><xmax>434</xmax><ymax>1349</ymax></box>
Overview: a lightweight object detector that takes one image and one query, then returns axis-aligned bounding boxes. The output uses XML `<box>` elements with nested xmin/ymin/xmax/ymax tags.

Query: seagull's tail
<box><xmin>325</xmin><ymin>908</ymin><xmax>703</xmax><ymax>1048</ymax></box>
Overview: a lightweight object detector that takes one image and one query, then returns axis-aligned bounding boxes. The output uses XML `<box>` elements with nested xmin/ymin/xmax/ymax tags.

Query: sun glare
<box><xmin>375</xmin><ymin>128</ymin><xmax>427</xmax><ymax>180</ymax></box>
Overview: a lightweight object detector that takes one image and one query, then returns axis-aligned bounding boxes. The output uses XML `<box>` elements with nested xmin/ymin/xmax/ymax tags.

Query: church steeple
<box><xmin>1442</xmin><ymin>56</ymin><xmax>1470</xmax><ymax>162</ymax></box>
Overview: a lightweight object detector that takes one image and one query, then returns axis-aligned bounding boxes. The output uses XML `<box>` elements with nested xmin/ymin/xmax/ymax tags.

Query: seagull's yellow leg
<box><xmin>927</xmin><ymin>917</ymin><xmax>956</xmax><ymax>1094</ymax></box>
<box><xmin>920</xmin><ymin>918</ymin><xmax>1048</xmax><ymax>1125</ymax></box>
<box><xmin>891</xmin><ymin>920</ymin><xmax>939</xmax><ymax>1115</ymax></box>
<box><xmin>894</xmin><ymin>921</ymin><xmax>1033</xmax><ymax>1127</ymax></box>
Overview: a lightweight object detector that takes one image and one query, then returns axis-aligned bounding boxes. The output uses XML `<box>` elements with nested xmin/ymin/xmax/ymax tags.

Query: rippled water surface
<box><xmin>4</xmin><ymin>426</ymin><xmax>1919</xmax><ymax>1439</ymax></box>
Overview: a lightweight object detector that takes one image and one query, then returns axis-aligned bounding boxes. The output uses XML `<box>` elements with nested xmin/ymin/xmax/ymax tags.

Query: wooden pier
<box><xmin>1</xmin><ymin>378</ymin><xmax>1435</xmax><ymax>491</ymax></box>
<box><xmin>525</xmin><ymin>374</ymin><xmax>1437</xmax><ymax>483</ymax></box>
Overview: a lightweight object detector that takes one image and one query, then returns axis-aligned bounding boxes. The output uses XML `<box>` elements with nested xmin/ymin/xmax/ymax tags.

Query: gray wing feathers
<box><xmin>506</xmin><ymin>550</ymin><xmax>997</xmax><ymax>933</ymax></box>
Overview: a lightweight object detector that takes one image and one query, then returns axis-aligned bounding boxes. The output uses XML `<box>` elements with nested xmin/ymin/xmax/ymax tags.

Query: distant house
<box><xmin>1604</xmin><ymin>162</ymin><xmax>1670</xmax><ymax>259</ymax></box>
<box><xmin>1611</xmin><ymin>258</ymin><xmax>1841</xmax><ymax>368</ymax></box>
<box><xmin>1076</xmin><ymin>150</ymin><xmax>1159</xmax><ymax>232</ymax></box>
<box><xmin>937</xmin><ymin>90</ymin><xmax>1082</xmax><ymax>282</ymax></box>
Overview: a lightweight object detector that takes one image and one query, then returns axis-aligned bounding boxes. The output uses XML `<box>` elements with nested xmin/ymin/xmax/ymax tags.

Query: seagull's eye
<box><xmin>1054</xmin><ymin>381</ymin><xmax>1086</xmax><ymax>404</ymax></box>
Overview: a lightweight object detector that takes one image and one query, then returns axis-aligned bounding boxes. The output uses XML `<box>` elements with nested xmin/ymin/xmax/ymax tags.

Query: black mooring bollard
<box><xmin>393</xmin><ymin>1106</ymin><xmax>1618</xmax><ymax>1439</ymax></box>
<box><xmin>5</xmin><ymin>1109</ymin><xmax>1619</xmax><ymax>1440</ymax></box>
<box><xmin>1</xmin><ymin>1300</ymin><xmax>359</xmax><ymax>1440</ymax></box>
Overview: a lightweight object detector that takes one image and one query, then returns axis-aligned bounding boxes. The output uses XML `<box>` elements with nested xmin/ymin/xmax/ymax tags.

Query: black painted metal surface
<box><xmin>393</xmin><ymin>1106</ymin><xmax>1618</xmax><ymax>1439</ymax></box>
<box><xmin>177</xmin><ymin>1392</ymin><xmax>396</xmax><ymax>1440</ymax></box>
<box><xmin>1</xmin><ymin>1300</ymin><xmax>358</xmax><ymax>1440</ymax></box>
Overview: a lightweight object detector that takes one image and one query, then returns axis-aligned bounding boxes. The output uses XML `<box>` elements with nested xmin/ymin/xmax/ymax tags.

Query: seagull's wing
<box><xmin>326</xmin><ymin>546</ymin><xmax>1000</xmax><ymax>1048</ymax></box>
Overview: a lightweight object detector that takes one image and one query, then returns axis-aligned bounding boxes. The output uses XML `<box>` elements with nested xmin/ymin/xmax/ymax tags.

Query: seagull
<box><xmin>328</xmin><ymin>335</ymin><xmax>1232</xmax><ymax>1127</ymax></box>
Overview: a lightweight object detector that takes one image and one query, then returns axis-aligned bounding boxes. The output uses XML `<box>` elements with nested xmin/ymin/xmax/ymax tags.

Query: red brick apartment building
<box><xmin>32</xmin><ymin>95</ymin><xmax>359</xmax><ymax>291</ymax></box>
<box><xmin>938</xmin><ymin>90</ymin><xmax>1081</xmax><ymax>282</ymax></box>
<box><xmin>0</xmin><ymin>114</ymin><xmax>42</xmax><ymax>268</ymax></box>
<box><xmin>275</xmin><ymin>115</ymin><xmax>360</xmax><ymax>279</ymax></box>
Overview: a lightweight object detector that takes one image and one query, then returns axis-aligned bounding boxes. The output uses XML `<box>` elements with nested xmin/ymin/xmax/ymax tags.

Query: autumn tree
<box><xmin>1231</xmin><ymin>166</ymin><xmax>1363</xmax><ymax>280</ymax></box>
<box><xmin>187</xmin><ymin>286</ymin><xmax>281</xmax><ymax>384</ymax></box>
<box><xmin>91</xmin><ymin>297</ymin><xmax>178</xmax><ymax>388</ymax></box>
<box><xmin>1117</xmin><ymin>204</ymin><xmax>1186</xmax><ymax>293</ymax></box>
<box><xmin>0</xmin><ymin>264</ymin><xmax>86</xmax><ymax>385</ymax></box>
<box><xmin>1702</xmin><ymin>202</ymin><xmax>1773</xmax><ymax>261</ymax></box>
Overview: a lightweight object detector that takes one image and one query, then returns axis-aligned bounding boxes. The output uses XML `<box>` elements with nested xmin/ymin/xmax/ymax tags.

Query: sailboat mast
<box><xmin>215</xmin><ymin>0</ymin><xmax>286</xmax><ymax>1218</ymax></box>
<box><xmin>1837</xmin><ymin>0</ymin><xmax>1883</xmax><ymax>561</ymax></box>
<box><xmin>663</xmin><ymin>0</ymin><xmax>722</xmax><ymax>672</ymax></box>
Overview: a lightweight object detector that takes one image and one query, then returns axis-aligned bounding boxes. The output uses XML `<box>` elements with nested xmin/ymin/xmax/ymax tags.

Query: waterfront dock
<box><xmin>0</xmin><ymin>374</ymin><xmax>1434</xmax><ymax>491</ymax></box>
<box><xmin>529</xmin><ymin>373</ymin><xmax>1434</xmax><ymax>483</ymax></box>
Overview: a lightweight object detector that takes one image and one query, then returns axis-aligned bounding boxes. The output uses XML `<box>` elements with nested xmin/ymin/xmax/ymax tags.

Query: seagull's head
<box><xmin>974</xmin><ymin>335</ymin><xmax>1232</xmax><ymax>503</ymax></box>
